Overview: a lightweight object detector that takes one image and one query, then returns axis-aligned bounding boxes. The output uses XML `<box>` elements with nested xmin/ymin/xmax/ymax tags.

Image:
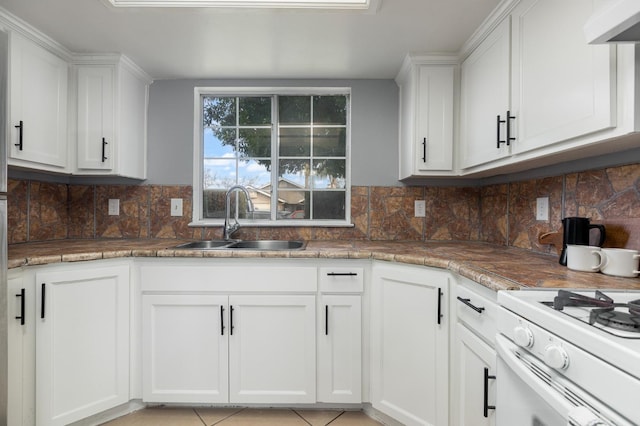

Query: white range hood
<box><xmin>585</xmin><ymin>0</ymin><xmax>640</xmax><ymax>43</ymax></box>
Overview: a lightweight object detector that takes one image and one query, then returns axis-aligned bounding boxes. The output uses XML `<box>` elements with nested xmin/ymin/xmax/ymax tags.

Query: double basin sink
<box><xmin>173</xmin><ymin>240</ymin><xmax>306</xmax><ymax>251</ymax></box>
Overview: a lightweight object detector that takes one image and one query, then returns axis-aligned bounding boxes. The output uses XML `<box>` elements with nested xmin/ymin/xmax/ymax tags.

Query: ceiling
<box><xmin>0</xmin><ymin>0</ymin><xmax>500</xmax><ymax>80</ymax></box>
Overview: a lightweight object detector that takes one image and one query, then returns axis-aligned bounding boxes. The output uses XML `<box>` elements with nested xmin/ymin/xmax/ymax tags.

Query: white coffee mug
<box><xmin>600</xmin><ymin>248</ymin><xmax>640</xmax><ymax>278</ymax></box>
<box><xmin>566</xmin><ymin>245</ymin><xmax>604</xmax><ymax>272</ymax></box>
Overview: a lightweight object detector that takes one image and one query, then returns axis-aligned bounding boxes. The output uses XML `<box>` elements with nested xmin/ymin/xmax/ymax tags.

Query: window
<box><xmin>192</xmin><ymin>87</ymin><xmax>351</xmax><ymax>227</ymax></box>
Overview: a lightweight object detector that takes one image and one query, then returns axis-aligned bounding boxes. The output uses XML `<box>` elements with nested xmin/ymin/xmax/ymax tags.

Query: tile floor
<box><xmin>101</xmin><ymin>406</ymin><xmax>383</xmax><ymax>426</ymax></box>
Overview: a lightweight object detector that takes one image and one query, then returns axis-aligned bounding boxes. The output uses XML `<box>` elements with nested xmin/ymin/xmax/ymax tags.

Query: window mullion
<box><xmin>308</xmin><ymin>95</ymin><xmax>314</xmax><ymax>220</ymax></box>
<box><xmin>271</xmin><ymin>95</ymin><xmax>279</xmax><ymax>221</ymax></box>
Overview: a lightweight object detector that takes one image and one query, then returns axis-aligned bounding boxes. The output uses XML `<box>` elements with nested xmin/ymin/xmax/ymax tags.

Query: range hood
<box><xmin>584</xmin><ymin>0</ymin><xmax>640</xmax><ymax>43</ymax></box>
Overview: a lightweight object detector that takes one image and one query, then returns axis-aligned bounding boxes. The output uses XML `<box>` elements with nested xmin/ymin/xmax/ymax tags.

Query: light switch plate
<box><xmin>108</xmin><ymin>199</ymin><xmax>120</xmax><ymax>216</ymax></box>
<box><xmin>171</xmin><ymin>198</ymin><xmax>183</xmax><ymax>217</ymax></box>
<box><xmin>536</xmin><ymin>197</ymin><xmax>549</xmax><ymax>221</ymax></box>
<box><xmin>414</xmin><ymin>200</ymin><xmax>426</xmax><ymax>218</ymax></box>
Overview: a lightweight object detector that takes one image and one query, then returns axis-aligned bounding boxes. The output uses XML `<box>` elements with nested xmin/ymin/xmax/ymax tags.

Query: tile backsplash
<box><xmin>7</xmin><ymin>163</ymin><xmax>639</xmax><ymax>255</ymax></box>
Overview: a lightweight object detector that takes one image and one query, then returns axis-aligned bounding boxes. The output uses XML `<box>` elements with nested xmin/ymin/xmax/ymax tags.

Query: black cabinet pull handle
<box><xmin>41</xmin><ymin>283</ymin><xmax>46</xmax><ymax>319</ymax></box>
<box><xmin>325</xmin><ymin>305</ymin><xmax>329</xmax><ymax>335</ymax></box>
<box><xmin>421</xmin><ymin>137</ymin><xmax>427</xmax><ymax>163</ymax></box>
<box><xmin>14</xmin><ymin>121</ymin><xmax>23</xmax><ymax>150</ymax></box>
<box><xmin>437</xmin><ymin>288</ymin><xmax>443</xmax><ymax>325</ymax></box>
<box><xmin>220</xmin><ymin>305</ymin><xmax>225</xmax><ymax>336</ymax></box>
<box><xmin>102</xmin><ymin>137</ymin><xmax>108</xmax><ymax>162</ymax></box>
<box><xmin>506</xmin><ymin>110</ymin><xmax>516</xmax><ymax>146</ymax></box>
<box><xmin>484</xmin><ymin>367</ymin><xmax>496</xmax><ymax>417</ymax></box>
<box><xmin>496</xmin><ymin>115</ymin><xmax>506</xmax><ymax>148</ymax></box>
<box><xmin>230</xmin><ymin>305</ymin><xmax>234</xmax><ymax>335</ymax></box>
<box><xmin>326</xmin><ymin>272</ymin><xmax>358</xmax><ymax>276</ymax></box>
<box><xmin>16</xmin><ymin>288</ymin><xmax>26</xmax><ymax>326</ymax></box>
<box><xmin>457</xmin><ymin>296</ymin><xmax>485</xmax><ymax>313</ymax></box>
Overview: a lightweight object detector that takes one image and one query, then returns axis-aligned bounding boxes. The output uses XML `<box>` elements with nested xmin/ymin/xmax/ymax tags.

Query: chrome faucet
<box><xmin>223</xmin><ymin>185</ymin><xmax>254</xmax><ymax>240</ymax></box>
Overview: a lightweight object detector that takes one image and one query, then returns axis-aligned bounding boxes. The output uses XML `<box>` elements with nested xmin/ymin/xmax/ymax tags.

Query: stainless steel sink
<box><xmin>226</xmin><ymin>240</ymin><xmax>306</xmax><ymax>250</ymax></box>
<box><xmin>172</xmin><ymin>240</ymin><xmax>306</xmax><ymax>251</ymax></box>
<box><xmin>173</xmin><ymin>240</ymin><xmax>236</xmax><ymax>250</ymax></box>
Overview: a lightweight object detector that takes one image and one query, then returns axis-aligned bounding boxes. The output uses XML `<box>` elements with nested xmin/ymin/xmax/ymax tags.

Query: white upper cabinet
<box><xmin>458</xmin><ymin>0</ymin><xmax>638</xmax><ymax>175</ymax></box>
<box><xmin>459</xmin><ymin>18</ymin><xmax>512</xmax><ymax>169</ymax></box>
<box><xmin>9</xmin><ymin>32</ymin><xmax>69</xmax><ymax>172</ymax></box>
<box><xmin>75</xmin><ymin>56</ymin><xmax>151</xmax><ymax>178</ymax></box>
<box><xmin>510</xmin><ymin>0</ymin><xmax>615</xmax><ymax>155</ymax></box>
<box><xmin>397</xmin><ymin>55</ymin><xmax>456</xmax><ymax>178</ymax></box>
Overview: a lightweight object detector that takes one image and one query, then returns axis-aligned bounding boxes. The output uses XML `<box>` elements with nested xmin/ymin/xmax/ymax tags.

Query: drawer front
<box><xmin>456</xmin><ymin>284</ymin><xmax>497</xmax><ymax>345</ymax></box>
<box><xmin>319</xmin><ymin>267</ymin><xmax>364</xmax><ymax>293</ymax></box>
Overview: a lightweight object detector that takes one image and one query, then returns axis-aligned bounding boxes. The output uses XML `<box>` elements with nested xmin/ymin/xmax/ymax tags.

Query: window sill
<box><xmin>188</xmin><ymin>220</ymin><xmax>355</xmax><ymax>228</ymax></box>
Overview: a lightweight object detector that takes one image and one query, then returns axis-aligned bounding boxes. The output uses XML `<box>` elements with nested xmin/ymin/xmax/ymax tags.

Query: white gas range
<box><xmin>497</xmin><ymin>288</ymin><xmax>640</xmax><ymax>426</ymax></box>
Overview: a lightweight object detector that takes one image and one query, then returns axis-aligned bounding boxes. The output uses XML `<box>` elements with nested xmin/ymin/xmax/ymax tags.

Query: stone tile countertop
<box><xmin>8</xmin><ymin>239</ymin><xmax>640</xmax><ymax>292</ymax></box>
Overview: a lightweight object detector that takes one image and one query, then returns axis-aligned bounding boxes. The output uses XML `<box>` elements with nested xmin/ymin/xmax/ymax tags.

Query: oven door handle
<box><xmin>496</xmin><ymin>334</ymin><xmax>615</xmax><ymax>425</ymax></box>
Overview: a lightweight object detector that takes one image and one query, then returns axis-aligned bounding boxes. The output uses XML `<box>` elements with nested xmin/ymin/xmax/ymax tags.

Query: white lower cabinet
<box><xmin>142</xmin><ymin>294</ymin><xmax>229</xmax><ymax>403</ymax></box>
<box><xmin>318</xmin><ymin>294</ymin><xmax>362</xmax><ymax>403</ymax></box>
<box><xmin>317</xmin><ymin>267</ymin><xmax>364</xmax><ymax>404</ymax></box>
<box><xmin>139</xmin><ymin>261</ymin><xmax>320</xmax><ymax>405</ymax></box>
<box><xmin>143</xmin><ymin>293</ymin><xmax>316</xmax><ymax>404</ymax></box>
<box><xmin>229</xmin><ymin>295</ymin><xmax>316</xmax><ymax>403</ymax></box>
<box><xmin>371</xmin><ymin>262</ymin><xmax>449</xmax><ymax>426</ymax></box>
<box><xmin>451</xmin><ymin>277</ymin><xmax>498</xmax><ymax>426</ymax></box>
<box><xmin>34</xmin><ymin>262</ymin><xmax>130</xmax><ymax>426</ymax></box>
<box><xmin>454</xmin><ymin>324</ymin><xmax>496</xmax><ymax>426</ymax></box>
<box><xmin>7</xmin><ymin>270</ymin><xmax>35</xmax><ymax>426</ymax></box>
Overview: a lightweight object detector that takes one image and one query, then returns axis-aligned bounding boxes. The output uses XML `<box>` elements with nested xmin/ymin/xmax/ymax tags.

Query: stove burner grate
<box><xmin>553</xmin><ymin>290</ymin><xmax>640</xmax><ymax>334</ymax></box>
<box><xmin>590</xmin><ymin>309</ymin><xmax>640</xmax><ymax>332</ymax></box>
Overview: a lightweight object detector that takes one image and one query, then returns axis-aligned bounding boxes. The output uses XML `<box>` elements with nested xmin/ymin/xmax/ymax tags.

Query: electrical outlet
<box><xmin>108</xmin><ymin>199</ymin><xmax>120</xmax><ymax>216</ymax></box>
<box><xmin>171</xmin><ymin>198</ymin><xmax>183</xmax><ymax>217</ymax></box>
<box><xmin>414</xmin><ymin>200</ymin><xmax>426</xmax><ymax>218</ymax></box>
<box><xmin>536</xmin><ymin>197</ymin><xmax>549</xmax><ymax>221</ymax></box>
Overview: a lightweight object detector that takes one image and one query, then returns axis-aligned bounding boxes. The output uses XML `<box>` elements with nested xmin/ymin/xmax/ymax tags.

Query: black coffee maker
<box><xmin>559</xmin><ymin>217</ymin><xmax>606</xmax><ymax>265</ymax></box>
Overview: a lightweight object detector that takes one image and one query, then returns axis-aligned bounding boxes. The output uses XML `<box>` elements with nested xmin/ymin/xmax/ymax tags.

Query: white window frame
<box><xmin>191</xmin><ymin>86</ymin><xmax>352</xmax><ymax>227</ymax></box>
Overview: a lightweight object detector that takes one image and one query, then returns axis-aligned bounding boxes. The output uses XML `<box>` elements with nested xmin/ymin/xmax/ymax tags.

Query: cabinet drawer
<box><xmin>455</xmin><ymin>283</ymin><xmax>497</xmax><ymax>345</ymax></box>
<box><xmin>319</xmin><ymin>267</ymin><xmax>364</xmax><ymax>293</ymax></box>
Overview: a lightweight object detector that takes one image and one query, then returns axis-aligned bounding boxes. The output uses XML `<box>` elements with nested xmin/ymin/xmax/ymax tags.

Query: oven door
<box><xmin>495</xmin><ymin>334</ymin><xmax>628</xmax><ymax>426</ymax></box>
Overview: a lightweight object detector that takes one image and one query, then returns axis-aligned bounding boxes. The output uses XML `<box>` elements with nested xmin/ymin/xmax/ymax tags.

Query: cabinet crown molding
<box><xmin>72</xmin><ymin>53</ymin><xmax>153</xmax><ymax>84</ymax></box>
<box><xmin>0</xmin><ymin>5</ymin><xmax>73</xmax><ymax>61</ymax></box>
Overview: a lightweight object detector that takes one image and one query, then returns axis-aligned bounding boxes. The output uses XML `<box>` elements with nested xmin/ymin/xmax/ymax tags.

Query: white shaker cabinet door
<box><xmin>317</xmin><ymin>294</ymin><xmax>362</xmax><ymax>403</ymax></box>
<box><xmin>510</xmin><ymin>0</ymin><xmax>615</xmax><ymax>155</ymax></box>
<box><xmin>142</xmin><ymin>294</ymin><xmax>229</xmax><ymax>403</ymax></box>
<box><xmin>35</xmin><ymin>264</ymin><xmax>129</xmax><ymax>426</ymax></box>
<box><xmin>9</xmin><ymin>32</ymin><xmax>68</xmax><ymax>172</ymax></box>
<box><xmin>371</xmin><ymin>262</ymin><xmax>449</xmax><ymax>426</ymax></box>
<box><xmin>459</xmin><ymin>18</ymin><xmax>511</xmax><ymax>169</ymax></box>
<box><xmin>228</xmin><ymin>295</ymin><xmax>316</xmax><ymax>404</ymax></box>
<box><xmin>76</xmin><ymin>65</ymin><xmax>115</xmax><ymax>171</ymax></box>
<box><xmin>398</xmin><ymin>60</ymin><xmax>455</xmax><ymax>178</ymax></box>
<box><xmin>7</xmin><ymin>272</ymin><xmax>35</xmax><ymax>426</ymax></box>
<box><xmin>454</xmin><ymin>323</ymin><xmax>496</xmax><ymax>426</ymax></box>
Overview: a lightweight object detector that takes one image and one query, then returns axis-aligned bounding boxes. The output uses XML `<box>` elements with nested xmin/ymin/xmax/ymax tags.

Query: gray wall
<box><xmin>146</xmin><ymin>79</ymin><xmax>400</xmax><ymax>186</ymax></box>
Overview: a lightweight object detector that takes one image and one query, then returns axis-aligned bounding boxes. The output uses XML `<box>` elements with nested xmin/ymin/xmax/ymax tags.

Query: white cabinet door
<box><xmin>510</xmin><ymin>0</ymin><xmax>614</xmax><ymax>154</ymax></box>
<box><xmin>35</xmin><ymin>264</ymin><xmax>129</xmax><ymax>426</ymax></box>
<box><xmin>398</xmin><ymin>60</ymin><xmax>455</xmax><ymax>178</ymax></box>
<box><xmin>459</xmin><ymin>18</ymin><xmax>511</xmax><ymax>169</ymax></box>
<box><xmin>142</xmin><ymin>294</ymin><xmax>228</xmax><ymax>403</ymax></box>
<box><xmin>229</xmin><ymin>295</ymin><xmax>316</xmax><ymax>404</ymax></box>
<box><xmin>371</xmin><ymin>262</ymin><xmax>449</xmax><ymax>426</ymax></box>
<box><xmin>76</xmin><ymin>66</ymin><xmax>114</xmax><ymax>171</ymax></box>
<box><xmin>7</xmin><ymin>272</ymin><xmax>35</xmax><ymax>426</ymax></box>
<box><xmin>317</xmin><ymin>294</ymin><xmax>362</xmax><ymax>403</ymax></box>
<box><xmin>454</xmin><ymin>324</ymin><xmax>496</xmax><ymax>426</ymax></box>
<box><xmin>75</xmin><ymin>59</ymin><xmax>149</xmax><ymax>178</ymax></box>
<box><xmin>9</xmin><ymin>32</ymin><xmax>68</xmax><ymax>172</ymax></box>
